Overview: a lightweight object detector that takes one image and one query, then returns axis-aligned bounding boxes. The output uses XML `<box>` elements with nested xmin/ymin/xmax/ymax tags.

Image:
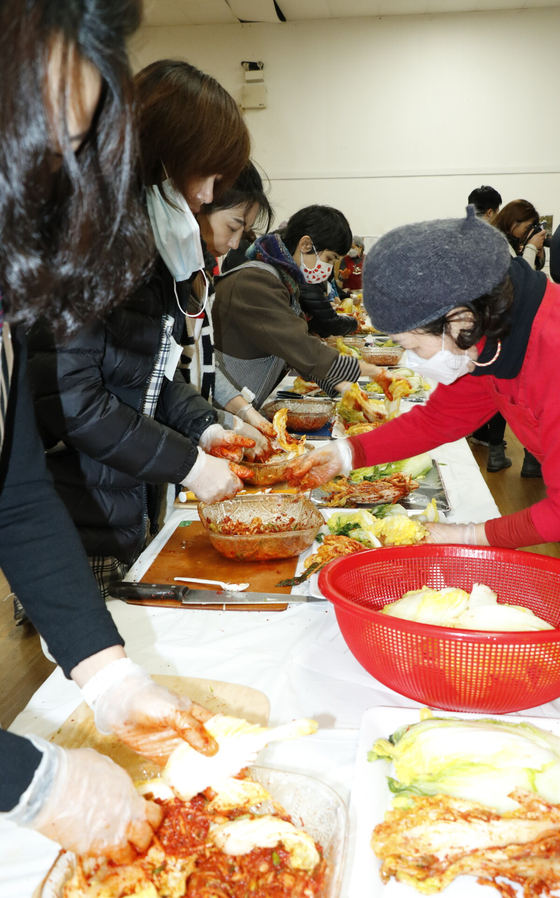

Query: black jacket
<box><xmin>298</xmin><ymin>282</ymin><xmax>358</xmax><ymax>338</ymax></box>
<box><xmin>27</xmin><ymin>260</ymin><xmax>217</xmax><ymax>565</ymax></box>
<box><xmin>0</xmin><ymin>329</ymin><xmax>123</xmax><ymax>811</ymax></box>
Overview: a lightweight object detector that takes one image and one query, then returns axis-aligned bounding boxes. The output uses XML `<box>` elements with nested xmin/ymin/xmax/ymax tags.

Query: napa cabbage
<box><xmin>368</xmin><ymin>712</ymin><xmax>560</xmax><ymax>813</ymax></box>
<box><xmin>349</xmin><ymin>453</ymin><xmax>432</xmax><ymax>483</ymax></box>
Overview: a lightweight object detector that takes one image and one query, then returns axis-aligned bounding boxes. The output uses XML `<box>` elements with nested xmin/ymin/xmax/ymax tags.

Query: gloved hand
<box><xmin>183</xmin><ymin>448</ymin><xmax>243</xmax><ymax>502</ymax></box>
<box><xmin>285</xmin><ymin>439</ymin><xmax>354</xmax><ymax>490</ymax></box>
<box><xmin>236</xmin><ymin>403</ymin><xmax>277</xmax><ymax>440</ymax></box>
<box><xmin>199</xmin><ymin>423</ymin><xmax>255</xmax><ymax>463</ymax></box>
<box><xmin>82</xmin><ymin>659</ymin><xmax>218</xmax><ymax>764</ymax></box>
<box><xmin>15</xmin><ymin>738</ymin><xmax>162</xmax><ymax>862</ymax></box>
<box><xmin>424</xmin><ymin>522</ymin><xmax>477</xmax><ymax>545</ymax></box>
<box><xmin>231</xmin><ymin>416</ymin><xmax>273</xmax><ymax>460</ymax></box>
<box><xmin>359</xmin><ymin>361</ymin><xmax>385</xmax><ymax>380</ymax></box>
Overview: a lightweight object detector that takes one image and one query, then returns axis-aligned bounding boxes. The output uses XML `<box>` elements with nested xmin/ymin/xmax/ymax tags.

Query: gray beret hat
<box><xmin>352</xmin><ymin>235</ymin><xmax>365</xmax><ymax>247</ymax></box>
<box><xmin>363</xmin><ymin>205</ymin><xmax>511</xmax><ymax>333</ymax></box>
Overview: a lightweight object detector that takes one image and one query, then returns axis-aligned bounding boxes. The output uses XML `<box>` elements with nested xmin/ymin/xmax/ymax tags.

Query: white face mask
<box><xmin>348</xmin><ymin>248</ymin><xmax>360</xmax><ymax>258</ymax></box>
<box><xmin>401</xmin><ymin>334</ymin><xmax>472</xmax><ymax>385</ymax></box>
<box><xmin>146</xmin><ymin>180</ymin><xmax>205</xmax><ymax>282</ymax></box>
<box><xmin>300</xmin><ymin>245</ymin><xmax>333</xmax><ymax>284</ymax></box>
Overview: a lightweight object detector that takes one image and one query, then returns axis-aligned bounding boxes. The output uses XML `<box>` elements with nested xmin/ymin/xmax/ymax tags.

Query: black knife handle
<box><xmin>108</xmin><ymin>581</ymin><xmax>186</xmax><ymax>601</ymax></box>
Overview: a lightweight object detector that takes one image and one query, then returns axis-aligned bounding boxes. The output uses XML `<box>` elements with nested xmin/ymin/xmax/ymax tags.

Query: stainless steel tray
<box><xmin>311</xmin><ymin>459</ymin><xmax>451</xmax><ymax>512</ymax></box>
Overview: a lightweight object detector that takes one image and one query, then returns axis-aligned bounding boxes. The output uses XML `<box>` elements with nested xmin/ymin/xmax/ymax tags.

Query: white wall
<box><xmin>129</xmin><ymin>9</ymin><xmax>560</xmax><ymax>235</ymax></box>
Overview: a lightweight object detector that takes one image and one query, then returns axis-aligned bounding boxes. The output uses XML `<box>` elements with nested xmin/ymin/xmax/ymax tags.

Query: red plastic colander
<box><xmin>318</xmin><ymin>545</ymin><xmax>560</xmax><ymax>714</ymax></box>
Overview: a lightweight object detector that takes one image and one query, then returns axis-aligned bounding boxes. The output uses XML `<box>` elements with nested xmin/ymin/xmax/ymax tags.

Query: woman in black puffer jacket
<box><xmin>298</xmin><ymin>279</ymin><xmax>358</xmax><ymax>338</ymax></box>
<box><xmin>27</xmin><ymin>60</ymin><xmax>253</xmax><ymax>593</ymax></box>
<box><xmin>28</xmin><ymin>261</ymin><xmax>220</xmax><ymax>571</ymax></box>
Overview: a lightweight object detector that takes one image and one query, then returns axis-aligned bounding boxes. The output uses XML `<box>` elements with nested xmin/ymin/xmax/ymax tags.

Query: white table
<box><xmin>5</xmin><ymin>423</ymin><xmax>559</xmax><ymax>898</ymax></box>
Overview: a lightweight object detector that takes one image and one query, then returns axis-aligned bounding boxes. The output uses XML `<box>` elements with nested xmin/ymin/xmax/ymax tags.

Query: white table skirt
<box><xmin>5</xmin><ymin>419</ymin><xmax>558</xmax><ymax>898</ymax></box>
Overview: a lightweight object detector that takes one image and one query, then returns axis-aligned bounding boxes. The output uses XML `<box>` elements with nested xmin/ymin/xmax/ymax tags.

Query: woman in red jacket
<box><xmin>288</xmin><ymin>206</ymin><xmax>557</xmax><ymax>550</ymax></box>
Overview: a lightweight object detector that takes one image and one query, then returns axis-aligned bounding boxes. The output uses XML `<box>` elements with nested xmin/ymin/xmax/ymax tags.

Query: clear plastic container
<box><xmin>198</xmin><ymin>493</ymin><xmax>323</xmax><ymax>561</ymax></box>
<box><xmin>38</xmin><ymin>766</ymin><xmax>347</xmax><ymax>898</ymax></box>
<box><xmin>261</xmin><ymin>399</ymin><xmax>335</xmax><ymax>432</ymax></box>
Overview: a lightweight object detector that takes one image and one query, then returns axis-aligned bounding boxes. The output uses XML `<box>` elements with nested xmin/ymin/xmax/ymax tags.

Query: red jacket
<box><xmin>350</xmin><ymin>280</ymin><xmax>560</xmax><ymax>546</ymax></box>
<box><xmin>340</xmin><ymin>254</ymin><xmax>364</xmax><ymax>292</ymax></box>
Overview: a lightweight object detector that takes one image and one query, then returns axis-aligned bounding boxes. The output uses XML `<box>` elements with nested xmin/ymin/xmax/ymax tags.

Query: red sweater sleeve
<box><xmin>485</xmin><ymin>507</ymin><xmax>544</xmax><ymax>549</ymax></box>
<box><xmin>349</xmin><ymin>375</ymin><xmax>499</xmax><ymax>468</ymax></box>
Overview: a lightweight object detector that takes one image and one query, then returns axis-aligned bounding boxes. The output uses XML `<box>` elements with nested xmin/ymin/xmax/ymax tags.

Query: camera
<box><xmin>526</xmin><ymin>221</ymin><xmax>551</xmax><ymax>248</ymax></box>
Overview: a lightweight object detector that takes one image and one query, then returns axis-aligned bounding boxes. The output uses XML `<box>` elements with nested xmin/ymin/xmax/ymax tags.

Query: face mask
<box><xmin>300</xmin><ymin>245</ymin><xmax>333</xmax><ymax>284</ymax></box>
<box><xmin>348</xmin><ymin>248</ymin><xmax>359</xmax><ymax>258</ymax></box>
<box><xmin>401</xmin><ymin>334</ymin><xmax>472</xmax><ymax>385</ymax></box>
<box><xmin>146</xmin><ymin>180</ymin><xmax>205</xmax><ymax>282</ymax></box>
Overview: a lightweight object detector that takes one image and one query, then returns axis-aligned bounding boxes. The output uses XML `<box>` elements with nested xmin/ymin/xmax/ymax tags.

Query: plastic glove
<box><xmin>285</xmin><ymin>439</ymin><xmax>354</xmax><ymax>490</ymax></box>
<box><xmin>424</xmin><ymin>522</ymin><xmax>477</xmax><ymax>545</ymax></box>
<box><xmin>237</xmin><ymin>404</ymin><xmax>277</xmax><ymax>440</ymax></box>
<box><xmin>199</xmin><ymin>422</ymin><xmax>255</xmax><ymax>463</ymax></box>
<box><xmin>18</xmin><ymin>738</ymin><xmax>162</xmax><ymax>862</ymax></box>
<box><xmin>82</xmin><ymin>659</ymin><xmax>218</xmax><ymax>764</ymax></box>
<box><xmin>183</xmin><ymin>448</ymin><xmax>243</xmax><ymax>502</ymax></box>
<box><xmin>231</xmin><ymin>416</ymin><xmax>273</xmax><ymax>460</ymax></box>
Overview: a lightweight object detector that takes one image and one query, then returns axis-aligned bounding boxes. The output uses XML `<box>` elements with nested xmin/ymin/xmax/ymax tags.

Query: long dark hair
<box><xmin>135</xmin><ymin>59</ymin><xmax>251</xmax><ymax>202</ymax></box>
<box><xmin>0</xmin><ymin>0</ymin><xmax>153</xmax><ymax>337</ymax></box>
<box><xmin>201</xmin><ymin>161</ymin><xmax>274</xmax><ymax>233</ymax></box>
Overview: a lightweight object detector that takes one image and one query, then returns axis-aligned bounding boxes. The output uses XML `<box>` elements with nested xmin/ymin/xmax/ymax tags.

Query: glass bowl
<box><xmin>197</xmin><ymin>493</ymin><xmax>323</xmax><ymax>561</ymax></box>
<box><xmin>261</xmin><ymin>399</ymin><xmax>335</xmax><ymax>432</ymax></box>
<box><xmin>325</xmin><ymin>336</ymin><xmax>403</xmax><ymax>366</ymax></box>
<box><xmin>38</xmin><ymin>766</ymin><xmax>347</xmax><ymax>898</ymax></box>
<box><xmin>241</xmin><ymin>446</ymin><xmax>311</xmax><ymax>486</ymax></box>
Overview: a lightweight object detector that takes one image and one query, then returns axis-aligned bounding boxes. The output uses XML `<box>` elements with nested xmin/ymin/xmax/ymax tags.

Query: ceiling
<box><xmin>142</xmin><ymin>0</ymin><xmax>560</xmax><ymax>27</ymax></box>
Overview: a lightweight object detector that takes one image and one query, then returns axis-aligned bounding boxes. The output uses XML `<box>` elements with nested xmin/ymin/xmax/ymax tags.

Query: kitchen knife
<box><xmin>108</xmin><ymin>581</ymin><xmax>324</xmax><ymax>605</ymax></box>
<box><xmin>275</xmin><ymin>391</ymin><xmax>330</xmax><ymax>401</ymax></box>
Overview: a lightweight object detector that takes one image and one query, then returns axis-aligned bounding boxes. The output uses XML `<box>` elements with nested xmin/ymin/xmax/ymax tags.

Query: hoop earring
<box><xmin>471</xmin><ymin>340</ymin><xmax>501</xmax><ymax>367</ymax></box>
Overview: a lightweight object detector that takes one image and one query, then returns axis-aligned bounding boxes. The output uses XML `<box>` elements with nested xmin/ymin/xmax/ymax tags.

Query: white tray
<box><xmin>348</xmin><ymin>706</ymin><xmax>560</xmax><ymax>898</ymax></box>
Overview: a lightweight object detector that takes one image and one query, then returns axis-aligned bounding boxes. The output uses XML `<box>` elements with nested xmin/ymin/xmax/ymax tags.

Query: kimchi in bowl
<box><xmin>240</xmin><ymin>446</ymin><xmax>311</xmax><ymax>487</ymax></box>
<box><xmin>261</xmin><ymin>399</ymin><xmax>335</xmax><ymax>433</ymax></box>
<box><xmin>38</xmin><ymin>767</ymin><xmax>347</xmax><ymax>898</ymax></box>
<box><xmin>198</xmin><ymin>494</ymin><xmax>323</xmax><ymax>561</ymax></box>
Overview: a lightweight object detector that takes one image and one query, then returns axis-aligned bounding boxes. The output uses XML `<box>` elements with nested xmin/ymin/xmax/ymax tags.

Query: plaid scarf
<box><xmin>246</xmin><ymin>233</ymin><xmax>303</xmax><ymax>297</ymax></box>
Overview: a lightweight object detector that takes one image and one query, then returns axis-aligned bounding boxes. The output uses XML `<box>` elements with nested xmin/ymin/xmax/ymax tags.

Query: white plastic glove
<box><xmin>236</xmin><ymin>403</ymin><xmax>277</xmax><ymax>440</ymax></box>
<box><xmin>81</xmin><ymin>659</ymin><xmax>217</xmax><ymax>764</ymax></box>
<box><xmin>198</xmin><ymin>422</ymin><xmax>255</xmax><ymax>462</ymax></box>
<box><xmin>8</xmin><ymin>736</ymin><xmax>162</xmax><ymax>862</ymax></box>
<box><xmin>183</xmin><ymin>448</ymin><xmax>243</xmax><ymax>502</ymax></box>
<box><xmin>231</xmin><ymin>416</ymin><xmax>272</xmax><ymax>460</ymax></box>
<box><xmin>285</xmin><ymin>439</ymin><xmax>354</xmax><ymax>490</ymax></box>
<box><xmin>424</xmin><ymin>522</ymin><xmax>477</xmax><ymax>545</ymax></box>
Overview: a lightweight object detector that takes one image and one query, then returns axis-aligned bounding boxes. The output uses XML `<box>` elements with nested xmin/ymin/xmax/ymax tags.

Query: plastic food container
<box><xmin>359</xmin><ymin>345</ymin><xmax>403</xmax><ymax>365</ymax></box>
<box><xmin>242</xmin><ymin>446</ymin><xmax>311</xmax><ymax>486</ymax></box>
<box><xmin>262</xmin><ymin>399</ymin><xmax>335</xmax><ymax>432</ymax></box>
<box><xmin>37</xmin><ymin>766</ymin><xmax>347</xmax><ymax>898</ymax></box>
<box><xmin>319</xmin><ymin>545</ymin><xmax>560</xmax><ymax>713</ymax></box>
<box><xmin>325</xmin><ymin>336</ymin><xmax>404</xmax><ymax>367</ymax></box>
<box><xmin>198</xmin><ymin>493</ymin><xmax>323</xmax><ymax>561</ymax></box>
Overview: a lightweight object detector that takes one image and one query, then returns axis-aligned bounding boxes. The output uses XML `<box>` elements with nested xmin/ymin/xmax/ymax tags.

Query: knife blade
<box><xmin>108</xmin><ymin>581</ymin><xmax>324</xmax><ymax>605</ymax></box>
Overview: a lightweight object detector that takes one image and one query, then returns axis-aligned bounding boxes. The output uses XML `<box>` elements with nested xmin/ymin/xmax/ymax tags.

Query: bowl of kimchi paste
<box><xmin>198</xmin><ymin>494</ymin><xmax>323</xmax><ymax>561</ymax></box>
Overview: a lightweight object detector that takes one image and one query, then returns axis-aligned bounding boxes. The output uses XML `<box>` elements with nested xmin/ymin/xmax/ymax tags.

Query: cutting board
<box><xmin>132</xmin><ymin>520</ymin><xmax>299</xmax><ymax>611</ymax></box>
<box><xmin>48</xmin><ymin>675</ymin><xmax>270</xmax><ymax>779</ymax></box>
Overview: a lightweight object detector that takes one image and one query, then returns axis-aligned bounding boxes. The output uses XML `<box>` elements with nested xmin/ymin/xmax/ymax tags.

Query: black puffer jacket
<box><xmin>27</xmin><ymin>259</ymin><xmax>217</xmax><ymax>565</ymax></box>
<box><xmin>298</xmin><ymin>282</ymin><xmax>358</xmax><ymax>338</ymax></box>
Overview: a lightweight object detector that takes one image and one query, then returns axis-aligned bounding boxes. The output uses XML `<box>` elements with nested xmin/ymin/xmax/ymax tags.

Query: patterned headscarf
<box><xmin>245</xmin><ymin>233</ymin><xmax>303</xmax><ymax>297</ymax></box>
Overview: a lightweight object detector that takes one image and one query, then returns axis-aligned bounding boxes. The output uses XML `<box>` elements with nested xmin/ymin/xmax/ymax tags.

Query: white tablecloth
<box><xmin>4</xmin><ymin>422</ymin><xmax>559</xmax><ymax>898</ymax></box>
